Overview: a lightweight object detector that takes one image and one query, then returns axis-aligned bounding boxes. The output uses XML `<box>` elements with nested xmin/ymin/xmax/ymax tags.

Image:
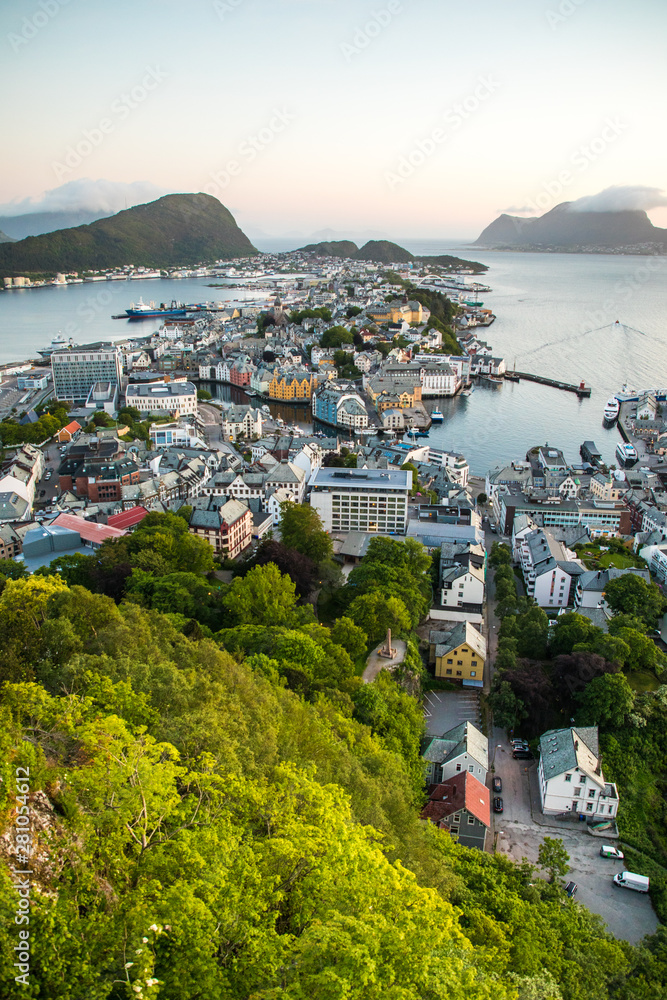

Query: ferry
<box><xmin>125</xmin><ymin>298</ymin><xmax>189</xmax><ymax>319</ymax></box>
<box><xmin>616</xmin><ymin>442</ymin><xmax>638</xmax><ymax>467</ymax></box>
<box><xmin>38</xmin><ymin>334</ymin><xmax>78</xmax><ymax>359</ymax></box>
<box><xmin>431</xmin><ymin>407</ymin><xmax>444</xmax><ymax>422</ymax></box>
<box><xmin>603</xmin><ymin>398</ymin><xmax>620</xmax><ymax>423</ymax></box>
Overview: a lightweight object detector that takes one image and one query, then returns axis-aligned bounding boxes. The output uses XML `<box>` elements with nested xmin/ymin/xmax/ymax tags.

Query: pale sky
<box><xmin>1</xmin><ymin>0</ymin><xmax>665</xmax><ymax>237</ymax></box>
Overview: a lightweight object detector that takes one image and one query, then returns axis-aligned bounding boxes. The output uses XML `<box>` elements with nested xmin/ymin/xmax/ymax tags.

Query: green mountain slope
<box><xmin>299</xmin><ymin>239</ymin><xmax>359</xmax><ymax>257</ymax></box>
<box><xmin>0</xmin><ymin>193</ymin><xmax>257</xmax><ymax>277</ymax></box>
<box><xmin>353</xmin><ymin>239</ymin><xmax>414</xmax><ymax>263</ymax></box>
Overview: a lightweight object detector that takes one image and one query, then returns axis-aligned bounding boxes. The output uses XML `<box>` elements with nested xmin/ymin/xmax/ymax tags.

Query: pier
<box><xmin>504</xmin><ymin>371</ymin><xmax>591</xmax><ymax>397</ymax></box>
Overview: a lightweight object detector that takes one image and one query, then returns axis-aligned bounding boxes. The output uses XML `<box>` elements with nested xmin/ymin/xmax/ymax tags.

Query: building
<box><xmin>308</xmin><ymin>467</ymin><xmax>411</xmax><ymax>535</ymax></box>
<box><xmin>221</xmin><ymin>405</ymin><xmax>263</xmax><ymax>442</ymax></box>
<box><xmin>17</xmin><ymin>374</ymin><xmax>49</xmax><ymax>390</ymax></box>
<box><xmin>125</xmin><ymin>380</ymin><xmax>198</xmax><ymax>418</ymax></box>
<box><xmin>537</xmin><ymin>726</ymin><xmax>619</xmax><ymax>820</ymax></box>
<box><xmin>51</xmin><ymin>344</ymin><xmax>123</xmax><ymax>403</ymax></box>
<box><xmin>575</xmin><ymin>566</ymin><xmax>651</xmax><ymax>610</ymax></box>
<box><xmin>515</xmin><ymin>527</ymin><xmax>584</xmax><ymax>608</ymax></box>
<box><xmin>496</xmin><ymin>489</ymin><xmax>632</xmax><ymax>538</ymax></box>
<box><xmin>84</xmin><ymin>381</ymin><xmax>119</xmax><ymax>415</ymax></box>
<box><xmin>56</xmin><ymin>420</ymin><xmax>82</xmax><ymax>444</ymax></box>
<box><xmin>419</xmin><ymin>772</ymin><xmax>490</xmax><ymax>850</ymax></box>
<box><xmin>422</xmin><ymin>721</ymin><xmax>488</xmax><ymax>785</ymax></box>
<box><xmin>638</xmin><ymin>542</ymin><xmax>667</xmax><ymax>584</ymax></box>
<box><xmin>428</xmin><ymin>621</ymin><xmax>486</xmax><ymax>687</ymax></box>
<box><xmin>431</xmin><ymin>541</ymin><xmax>485</xmax><ymax>623</ymax></box>
<box><xmin>149</xmin><ymin>421</ymin><xmax>207</xmax><ymax>450</ymax></box>
<box><xmin>268</xmin><ymin>367</ymin><xmax>313</xmax><ymax>401</ymax></box>
<box><xmin>188</xmin><ymin>497</ymin><xmax>252</xmax><ymax>559</ymax></box>
<box><xmin>312</xmin><ymin>382</ymin><xmax>369</xmax><ymax>429</ymax></box>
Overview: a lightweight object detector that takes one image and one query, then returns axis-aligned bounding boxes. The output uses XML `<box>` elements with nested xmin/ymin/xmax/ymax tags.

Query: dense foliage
<box><xmin>1</xmin><ymin>530</ymin><xmax>667</xmax><ymax>996</ymax></box>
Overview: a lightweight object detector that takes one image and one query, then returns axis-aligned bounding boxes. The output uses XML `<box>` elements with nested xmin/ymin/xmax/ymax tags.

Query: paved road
<box><xmin>199</xmin><ymin>403</ymin><xmax>223</xmax><ymax>446</ymax></box>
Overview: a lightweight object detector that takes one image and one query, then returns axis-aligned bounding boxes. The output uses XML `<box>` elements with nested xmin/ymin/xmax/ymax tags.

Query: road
<box><xmin>199</xmin><ymin>402</ymin><xmax>224</xmax><ymax>446</ymax></box>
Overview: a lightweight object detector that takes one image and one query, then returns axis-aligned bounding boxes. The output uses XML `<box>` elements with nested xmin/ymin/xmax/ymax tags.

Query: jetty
<box><xmin>504</xmin><ymin>371</ymin><xmax>591</xmax><ymax>397</ymax></box>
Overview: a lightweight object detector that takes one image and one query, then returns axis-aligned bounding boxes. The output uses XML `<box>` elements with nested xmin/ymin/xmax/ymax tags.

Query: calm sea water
<box><xmin>2</xmin><ymin>246</ymin><xmax>666</xmax><ymax>474</ymax></box>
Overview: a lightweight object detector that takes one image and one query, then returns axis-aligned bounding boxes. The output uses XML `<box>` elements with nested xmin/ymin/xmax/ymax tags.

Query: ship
<box><xmin>616</xmin><ymin>441</ymin><xmax>638</xmax><ymax>467</ymax></box>
<box><xmin>431</xmin><ymin>407</ymin><xmax>444</xmax><ymax>422</ymax></box>
<box><xmin>124</xmin><ymin>298</ymin><xmax>189</xmax><ymax>319</ymax></box>
<box><xmin>38</xmin><ymin>333</ymin><xmax>78</xmax><ymax>359</ymax></box>
<box><xmin>603</xmin><ymin>397</ymin><xmax>620</xmax><ymax>424</ymax></box>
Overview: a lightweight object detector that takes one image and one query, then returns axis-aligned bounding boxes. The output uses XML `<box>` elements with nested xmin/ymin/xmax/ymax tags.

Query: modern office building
<box><xmin>125</xmin><ymin>380</ymin><xmax>198</xmax><ymax>417</ymax></box>
<box><xmin>308</xmin><ymin>467</ymin><xmax>411</xmax><ymax>535</ymax></box>
<box><xmin>51</xmin><ymin>344</ymin><xmax>123</xmax><ymax>403</ymax></box>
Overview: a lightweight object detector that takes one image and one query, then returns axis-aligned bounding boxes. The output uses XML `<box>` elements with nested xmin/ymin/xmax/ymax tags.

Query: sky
<box><xmin>1</xmin><ymin>0</ymin><xmax>666</xmax><ymax>239</ymax></box>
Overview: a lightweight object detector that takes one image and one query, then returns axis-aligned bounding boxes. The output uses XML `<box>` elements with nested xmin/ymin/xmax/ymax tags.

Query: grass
<box><xmin>575</xmin><ymin>544</ymin><xmax>645</xmax><ymax>571</ymax></box>
<box><xmin>627</xmin><ymin>670</ymin><xmax>661</xmax><ymax>692</ymax></box>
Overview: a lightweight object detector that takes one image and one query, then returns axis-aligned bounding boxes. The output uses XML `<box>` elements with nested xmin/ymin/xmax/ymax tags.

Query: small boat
<box><xmin>431</xmin><ymin>407</ymin><xmax>444</xmax><ymax>422</ymax></box>
<box><xmin>461</xmin><ymin>387</ymin><xmax>474</xmax><ymax>397</ymax></box>
<box><xmin>603</xmin><ymin>398</ymin><xmax>620</xmax><ymax>423</ymax></box>
<box><xmin>616</xmin><ymin>441</ymin><xmax>638</xmax><ymax>466</ymax></box>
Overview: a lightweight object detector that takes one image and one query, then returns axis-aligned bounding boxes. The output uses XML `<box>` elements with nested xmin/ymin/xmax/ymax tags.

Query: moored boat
<box><xmin>603</xmin><ymin>397</ymin><xmax>620</xmax><ymax>423</ymax></box>
<box><xmin>616</xmin><ymin>441</ymin><xmax>638</xmax><ymax>466</ymax></box>
<box><xmin>431</xmin><ymin>407</ymin><xmax>444</xmax><ymax>422</ymax></box>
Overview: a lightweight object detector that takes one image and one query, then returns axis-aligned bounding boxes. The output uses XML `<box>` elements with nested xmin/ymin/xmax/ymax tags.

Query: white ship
<box><xmin>616</xmin><ymin>442</ymin><xmax>638</xmax><ymax>466</ymax></box>
<box><xmin>603</xmin><ymin>398</ymin><xmax>620</xmax><ymax>423</ymax></box>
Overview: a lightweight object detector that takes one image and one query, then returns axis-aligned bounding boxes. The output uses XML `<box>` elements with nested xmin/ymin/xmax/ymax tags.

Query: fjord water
<box><xmin>1</xmin><ymin>249</ymin><xmax>666</xmax><ymax>474</ymax></box>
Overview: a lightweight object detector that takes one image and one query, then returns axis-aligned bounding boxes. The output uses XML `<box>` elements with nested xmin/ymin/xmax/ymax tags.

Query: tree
<box><xmin>549</xmin><ymin>613</ymin><xmax>601</xmax><ymax>657</ymax></box>
<box><xmin>401</xmin><ymin>462</ymin><xmax>419</xmax><ymax>492</ymax></box>
<box><xmin>477</xmin><ymin>492</ymin><xmax>488</xmax><ymax>505</ymax></box>
<box><xmin>330</xmin><ymin>617</ymin><xmax>368</xmax><ymax>659</ymax></box>
<box><xmin>253</xmin><ymin>539</ymin><xmax>318</xmax><ymax>597</ymax></box>
<box><xmin>224</xmin><ymin>564</ymin><xmax>299</xmax><ymax>626</ymax></box>
<box><xmin>320</xmin><ymin>325</ymin><xmax>354</xmax><ymax>348</ymax></box>
<box><xmin>604</xmin><ymin>574</ymin><xmax>665</xmax><ymax>626</ymax></box>
<box><xmin>279</xmin><ymin>501</ymin><xmax>333</xmax><ymax>565</ymax></box>
<box><xmin>348</xmin><ymin>592</ymin><xmax>411</xmax><ymax>647</ymax></box>
<box><xmin>576</xmin><ymin>672</ymin><xmax>635</xmax><ymax>728</ymax></box>
<box><xmin>489</xmin><ymin>679</ymin><xmax>526</xmax><ymax>729</ymax></box>
<box><xmin>537</xmin><ymin>836</ymin><xmax>570</xmax><ymax>882</ymax></box>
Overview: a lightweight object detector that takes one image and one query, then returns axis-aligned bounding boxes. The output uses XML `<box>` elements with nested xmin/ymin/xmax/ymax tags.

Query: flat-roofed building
<box><xmin>125</xmin><ymin>380</ymin><xmax>198</xmax><ymax>418</ymax></box>
<box><xmin>308</xmin><ymin>467</ymin><xmax>411</xmax><ymax>535</ymax></box>
<box><xmin>51</xmin><ymin>343</ymin><xmax>122</xmax><ymax>403</ymax></box>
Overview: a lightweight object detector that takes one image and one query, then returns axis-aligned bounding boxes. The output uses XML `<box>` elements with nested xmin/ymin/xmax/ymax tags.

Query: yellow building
<box><xmin>367</xmin><ymin>376</ymin><xmax>422</xmax><ymax>410</ymax></box>
<box><xmin>430</xmin><ymin>622</ymin><xmax>486</xmax><ymax>686</ymax></box>
<box><xmin>268</xmin><ymin>368</ymin><xmax>313</xmax><ymax>401</ymax></box>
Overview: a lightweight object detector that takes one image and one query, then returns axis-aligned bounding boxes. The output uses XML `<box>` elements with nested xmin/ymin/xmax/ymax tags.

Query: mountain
<box><xmin>299</xmin><ymin>240</ymin><xmax>359</xmax><ymax>258</ymax></box>
<box><xmin>474</xmin><ymin>203</ymin><xmax>667</xmax><ymax>251</ymax></box>
<box><xmin>0</xmin><ymin>209</ymin><xmax>114</xmax><ymax>240</ymax></box>
<box><xmin>0</xmin><ymin>229</ymin><xmax>16</xmax><ymax>243</ymax></box>
<box><xmin>353</xmin><ymin>239</ymin><xmax>414</xmax><ymax>263</ymax></box>
<box><xmin>0</xmin><ymin>193</ymin><xmax>258</xmax><ymax>277</ymax></box>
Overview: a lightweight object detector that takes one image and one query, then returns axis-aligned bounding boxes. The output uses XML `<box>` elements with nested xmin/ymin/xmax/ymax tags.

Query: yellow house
<box><xmin>430</xmin><ymin>622</ymin><xmax>486</xmax><ymax>686</ymax></box>
<box><xmin>389</xmin><ymin>300</ymin><xmax>425</xmax><ymax>324</ymax></box>
<box><xmin>367</xmin><ymin>376</ymin><xmax>422</xmax><ymax>410</ymax></box>
<box><xmin>268</xmin><ymin>368</ymin><xmax>313</xmax><ymax>401</ymax></box>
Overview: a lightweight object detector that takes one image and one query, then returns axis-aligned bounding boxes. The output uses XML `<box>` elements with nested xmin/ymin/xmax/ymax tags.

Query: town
<box><xmin>0</xmin><ymin>247</ymin><xmax>664</xmax><ymax>941</ymax></box>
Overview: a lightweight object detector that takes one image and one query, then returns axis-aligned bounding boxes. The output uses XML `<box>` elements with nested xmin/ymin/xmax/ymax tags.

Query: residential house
<box><xmin>422</xmin><ymin>721</ymin><xmax>488</xmax><ymax>784</ymax></box>
<box><xmin>428</xmin><ymin>621</ymin><xmax>486</xmax><ymax>687</ymax></box>
<box><xmin>188</xmin><ymin>497</ymin><xmax>252</xmax><ymax>559</ymax></box>
<box><xmin>431</xmin><ymin>541</ymin><xmax>486</xmax><ymax>623</ymax></box>
<box><xmin>221</xmin><ymin>405</ymin><xmax>263</xmax><ymax>442</ymax></box>
<box><xmin>419</xmin><ymin>772</ymin><xmax>490</xmax><ymax>850</ymax></box>
<box><xmin>57</xmin><ymin>420</ymin><xmax>82</xmax><ymax>443</ymax></box>
<box><xmin>537</xmin><ymin>726</ymin><xmax>619</xmax><ymax>819</ymax></box>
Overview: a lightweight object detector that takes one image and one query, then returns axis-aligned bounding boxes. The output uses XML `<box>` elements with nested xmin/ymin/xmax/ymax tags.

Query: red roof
<box><xmin>51</xmin><ymin>513</ymin><xmax>127</xmax><ymax>544</ymax></box>
<box><xmin>421</xmin><ymin>772</ymin><xmax>490</xmax><ymax>828</ymax></box>
<box><xmin>108</xmin><ymin>506</ymin><xmax>149</xmax><ymax>530</ymax></box>
<box><xmin>62</xmin><ymin>421</ymin><xmax>81</xmax><ymax>434</ymax></box>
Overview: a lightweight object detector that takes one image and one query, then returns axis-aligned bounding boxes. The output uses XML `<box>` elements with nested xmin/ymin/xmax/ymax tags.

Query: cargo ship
<box><xmin>125</xmin><ymin>298</ymin><xmax>189</xmax><ymax>319</ymax></box>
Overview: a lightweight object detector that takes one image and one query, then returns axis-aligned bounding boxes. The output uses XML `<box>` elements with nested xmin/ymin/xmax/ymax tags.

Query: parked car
<box><xmin>493</xmin><ymin>797</ymin><xmax>503</xmax><ymax>813</ymax></box>
<box><xmin>492</xmin><ymin>777</ymin><xmax>502</xmax><ymax>793</ymax></box>
<box><xmin>513</xmin><ymin>750</ymin><xmax>534</xmax><ymax>760</ymax></box>
<box><xmin>45</xmin><ymin>471</ymin><xmax>52</xmax><ymax>480</ymax></box>
<box><xmin>600</xmin><ymin>845</ymin><xmax>624</xmax><ymax>860</ymax></box>
<box><xmin>564</xmin><ymin>881</ymin><xmax>578</xmax><ymax>898</ymax></box>
<box><xmin>510</xmin><ymin>740</ymin><xmax>529</xmax><ymax>749</ymax></box>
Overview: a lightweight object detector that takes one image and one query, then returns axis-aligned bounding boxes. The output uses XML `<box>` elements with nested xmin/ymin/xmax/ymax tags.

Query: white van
<box><xmin>613</xmin><ymin>872</ymin><xmax>649</xmax><ymax>893</ymax></box>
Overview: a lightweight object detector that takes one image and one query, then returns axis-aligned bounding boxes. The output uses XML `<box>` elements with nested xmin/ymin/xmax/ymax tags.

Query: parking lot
<box><xmin>491</xmin><ymin>729</ymin><xmax>658</xmax><ymax>943</ymax></box>
<box><xmin>423</xmin><ymin>688</ymin><xmax>481</xmax><ymax>737</ymax></box>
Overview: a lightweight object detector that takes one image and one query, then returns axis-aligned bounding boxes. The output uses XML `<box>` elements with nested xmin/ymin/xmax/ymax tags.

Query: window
<box><xmin>471</xmin><ymin>660</ymin><xmax>478</xmax><ymax>666</ymax></box>
<box><xmin>456</xmin><ymin>671</ymin><xmax>462</xmax><ymax>676</ymax></box>
<box><xmin>447</xmin><ymin>658</ymin><xmax>453</xmax><ymax>664</ymax></box>
<box><xmin>609</xmin><ymin>806</ymin><xmax>614</xmax><ymax>814</ymax></box>
<box><xmin>453</xmin><ymin>813</ymin><xmax>461</xmax><ymax>822</ymax></box>
<box><xmin>579</xmin><ymin>775</ymin><xmax>586</xmax><ymax>784</ymax></box>
<box><xmin>470</xmin><ymin>671</ymin><xmax>476</xmax><ymax>677</ymax></box>
<box><xmin>457</xmin><ymin>660</ymin><xmax>463</xmax><ymax>665</ymax></box>
<box><xmin>564</xmin><ymin>774</ymin><xmax>572</xmax><ymax>782</ymax></box>
<box><xmin>455</xmin><ymin>763</ymin><xmax>461</xmax><ymax>772</ymax></box>
<box><xmin>574</xmin><ymin>787</ymin><xmax>581</xmax><ymax>797</ymax></box>
<box><xmin>586</xmin><ymin>803</ymin><xmax>594</xmax><ymax>812</ymax></box>
<box><xmin>588</xmin><ymin>789</ymin><xmax>595</xmax><ymax>798</ymax></box>
<box><xmin>446</xmin><ymin>668</ymin><xmax>452</xmax><ymax>675</ymax></box>
<box><xmin>468</xmin><ymin>815</ymin><xmax>475</xmax><ymax>825</ymax></box>
<box><xmin>468</xmin><ymin>765</ymin><xmax>474</xmax><ymax>772</ymax></box>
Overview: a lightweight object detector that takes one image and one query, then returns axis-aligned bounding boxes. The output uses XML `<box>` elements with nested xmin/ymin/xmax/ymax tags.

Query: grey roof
<box><xmin>538</xmin><ymin>726</ymin><xmax>601</xmax><ymax>780</ymax></box>
<box><xmin>309</xmin><ymin>467</ymin><xmax>411</xmax><ymax>490</ymax></box>
<box><xmin>422</xmin><ymin>721</ymin><xmax>488</xmax><ymax>770</ymax></box>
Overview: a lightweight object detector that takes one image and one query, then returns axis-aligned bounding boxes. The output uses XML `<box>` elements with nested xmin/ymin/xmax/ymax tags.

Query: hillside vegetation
<box><xmin>1</xmin><ymin>521</ymin><xmax>666</xmax><ymax>997</ymax></box>
<box><xmin>0</xmin><ymin>194</ymin><xmax>258</xmax><ymax>278</ymax></box>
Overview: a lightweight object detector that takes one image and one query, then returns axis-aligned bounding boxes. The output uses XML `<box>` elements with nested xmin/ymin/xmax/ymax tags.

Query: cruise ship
<box><xmin>603</xmin><ymin>397</ymin><xmax>620</xmax><ymax>423</ymax></box>
<box><xmin>616</xmin><ymin>442</ymin><xmax>638</xmax><ymax>467</ymax></box>
<box><xmin>38</xmin><ymin>334</ymin><xmax>78</xmax><ymax>359</ymax></box>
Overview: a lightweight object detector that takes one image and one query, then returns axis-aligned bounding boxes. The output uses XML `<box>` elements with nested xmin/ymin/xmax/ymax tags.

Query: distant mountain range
<box><xmin>474</xmin><ymin>203</ymin><xmax>667</xmax><ymax>252</ymax></box>
<box><xmin>0</xmin><ymin>194</ymin><xmax>258</xmax><ymax>277</ymax></box>
<box><xmin>0</xmin><ymin>209</ymin><xmax>112</xmax><ymax>240</ymax></box>
<box><xmin>299</xmin><ymin>238</ymin><xmax>487</xmax><ymax>272</ymax></box>
<box><xmin>0</xmin><ymin>230</ymin><xmax>16</xmax><ymax>244</ymax></box>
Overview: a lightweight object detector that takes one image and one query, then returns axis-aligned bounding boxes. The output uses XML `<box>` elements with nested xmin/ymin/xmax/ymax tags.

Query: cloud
<box><xmin>499</xmin><ymin>205</ymin><xmax>538</xmax><ymax>216</ymax></box>
<box><xmin>568</xmin><ymin>185</ymin><xmax>667</xmax><ymax>213</ymax></box>
<box><xmin>0</xmin><ymin>178</ymin><xmax>169</xmax><ymax>217</ymax></box>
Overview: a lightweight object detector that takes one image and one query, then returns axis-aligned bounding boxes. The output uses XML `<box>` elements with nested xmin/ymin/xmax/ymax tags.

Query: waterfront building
<box><xmin>308</xmin><ymin>467</ymin><xmax>411</xmax><ymax>535</ymax></box>
<box><xmin>51</xmin><ymin>343</ymin><xmax>123</xmax><ymax>403</ymax></box>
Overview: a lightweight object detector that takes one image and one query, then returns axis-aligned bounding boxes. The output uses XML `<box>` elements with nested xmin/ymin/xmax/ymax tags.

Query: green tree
<box><xmin>549</xmin><ymin>612</ymin><xmax>601</xmax><ymax>657</ymax></box>
<box><xmin>321</xmin><ymin>325</ymin><xmax>354</xmax><ymax>348</ymax></box>
<box><xmin>605</xmin><ymin>574</ymin><xmax>665</xmax><ymax>626</ymax></box>
<box><xmin>330</xmin><ymin>616</ymin><xmax>368</xmax><ymax>659</ymax></box>
<box><xmin>348</xmin><ymin>592</ymin><xmax>411</xmax><ymax>646</ymax></box>
<box><xmin>477</xmin><ymin>492</ymin><xmax>488</xmax><ymax>505</ymax></box>
<box><xmin>279</xmin><ymin>501</ymin><xmax>333</xmax><ymax>564</ymax></box>
<box><xmin>224</xmin><ymin>563</ymin><xmax>299</xmax><ymax>626</ymax></box>
<box><xmin>537</xmin><ymin>836</ymin><xmax>570</xmax><ymax>883</ymax></box>
<box><xmin>576</xmin><ymin>672</ymin><xmax>635</xmax><ymax>727</ymax></box>
<box><xmin>489</xmin><ymin>679</ymin><xmax>526</xmax><ymax>729</ymax></box>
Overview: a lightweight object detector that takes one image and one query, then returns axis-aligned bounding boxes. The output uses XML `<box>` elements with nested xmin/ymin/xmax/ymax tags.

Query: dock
<box><xmin>504</xmin><ymin>371</ymin><xmax>591</xmax><ymax>397</ymax></box>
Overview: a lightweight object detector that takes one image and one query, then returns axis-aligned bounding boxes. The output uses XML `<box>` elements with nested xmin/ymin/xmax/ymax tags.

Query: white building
<box><xmin>516</xmin><ymin>526</ymin><xmax>582</xmax><ymax>608</ymax></box>
<box><xmin>422</xmin><ymin>722</ymin><xmax>488</xmax><ymax>785</ymax></box>
<box><xmin>221</xmin><ymin>405</ymin><xmax>263</xmax><ymax>442</ymax></box>
<box><xmin>639</xmin><ymin>542</ymin><xmax>667</xmax><ymax>584</ymax></box>
<box><xmin>308</xmin><ymin>467</ymin><xmax>411</xmax><ymax>535</ymax></box>
<box><xmin>149</xmin><ymin>421</ymin><xmax>208</xmax><ymax>450</ymax></box>
<box><xmin>538</xmin><ymin>726</ymin><xmax>619</xmax><ymax>819</ymax></box>
<box><xmin>125</xmin><ymin>380</ymin><xmax>198</xmax><ymax>418</ymax></box>
<box><xmin>51</xmin><ymin>343</ymin><xmax>123</xmax><ymax>402</ymax></box>
<box><xmin>420</xmin><ymin>363</ymin><xmax>459</xmax><ymax>397</ymax></box>
<box><xmin>433</xmin><ymin>541</ymin><xmax>485</xmax><ymax>623</ymax></box>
